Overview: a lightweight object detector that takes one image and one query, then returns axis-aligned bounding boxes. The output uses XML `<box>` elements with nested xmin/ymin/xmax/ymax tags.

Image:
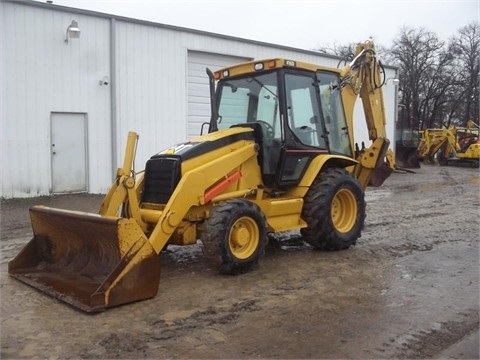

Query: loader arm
<box><xmin>340</xmin><ymin>40</ymin><xmax>393</xmax><ymax>189</ymax></box>
<box><xmin>146</xmin><ymin>142</ymin><xmax>259</xmax><ymax>254</ymax></box>
<box><xmin>8</xmin><ymin>133</ymin><xmax>259</xmax><ymax>312</ymax></box>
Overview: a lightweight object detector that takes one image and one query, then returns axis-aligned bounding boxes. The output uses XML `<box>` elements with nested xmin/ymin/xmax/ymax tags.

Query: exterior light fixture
<box><xmin>65</xmin><ymin>20</ymin><xmax>80</xmax><ymax>44</ymax></box>
<box><xmin>385</xmin><ymin>77</ymin><xmax>399</xmax><ymax>86</ymax></box>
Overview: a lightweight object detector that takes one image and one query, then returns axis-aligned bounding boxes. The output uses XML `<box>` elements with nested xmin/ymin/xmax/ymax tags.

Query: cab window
<box><xmin>284</xmin><ymin>73</ymin><xmax>326</xmax><ymax>148</ymax></box>
<box><xmin>317</xmin><ymin>71</ymin><xmax>352</xmax><ymax>156</ymax></box>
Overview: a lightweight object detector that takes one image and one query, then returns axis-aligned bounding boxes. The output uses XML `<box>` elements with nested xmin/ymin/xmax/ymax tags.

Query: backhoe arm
<box><xmin>340</xmin><ymin>40</ymin><xmax>393</xmax><ymax>189</ymax></box>
<box><xmin>418</xmin><ymin>128</ymin><xmax>458</xmax><ymax>159</ymax></box>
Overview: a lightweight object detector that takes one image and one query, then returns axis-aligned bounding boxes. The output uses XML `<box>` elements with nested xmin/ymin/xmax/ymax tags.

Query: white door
<box><xmin>51</xmin><ymin>113</ymin><xmax>87</xmax><ymax>193</ymax></box>
<box><xmin>187</xmin><ymin>51</ymin><xmax>251</xmax><ymax>138</ymax></box>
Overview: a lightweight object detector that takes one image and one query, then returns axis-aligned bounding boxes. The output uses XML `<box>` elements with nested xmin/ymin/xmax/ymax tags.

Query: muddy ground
<box><xmin>1</xmin><ymin>165</ymin><xmax>479</xmax><ymax>359</ymax></box>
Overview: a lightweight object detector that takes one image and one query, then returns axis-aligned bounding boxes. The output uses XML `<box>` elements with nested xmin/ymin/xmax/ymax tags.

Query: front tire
<box><xmin>202</xmin><ymin>199</ymin><xmax>267</xmax><ymax>274</ymax></box>
<box><xmin>301</xmin><ymin>168</ymin><xmax>365</xmax><ymax>250</ymax></box>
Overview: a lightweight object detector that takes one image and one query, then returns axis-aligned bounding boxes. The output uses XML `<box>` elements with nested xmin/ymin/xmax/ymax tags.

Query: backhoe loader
<box><xmin>9</xmin><ymin>39</ymin><xmax>394</xmax><ymax>312</ymax></box>
<box><xmin>417</xmin><ymin>121</ymin><xmax>480</xmax><ymax>168</ymax></box>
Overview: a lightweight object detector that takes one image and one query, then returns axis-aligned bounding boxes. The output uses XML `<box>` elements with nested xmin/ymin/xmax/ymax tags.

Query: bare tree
<box><xmin>389</xmin><ymin>26</ymin><xmax>455</xmax><ymax>130</ymax></box>
<box><xmin>448</xmin><ymin>22</ymin><xmax>480</xmax><ymax>126</ymax></box>
<box><xmin>315</xmin><ymin>41</ymin><xmax>356</xmax><ymax>59</ymax></box>
<box><xmin>315</xmin><ymin>40</ymin><xmax>389</xmax><ymax>65</ymax></box>
<box><xmin>314</xmin><ymin>25</ymin><xmax>479</xmax><ymax>133</ymax></box>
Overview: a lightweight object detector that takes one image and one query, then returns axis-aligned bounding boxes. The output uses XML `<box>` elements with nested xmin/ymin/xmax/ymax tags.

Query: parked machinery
<box><xmin>417</xmin><ymin>121</ymin><xmax>480</xmax><ymax>168</ymax></box>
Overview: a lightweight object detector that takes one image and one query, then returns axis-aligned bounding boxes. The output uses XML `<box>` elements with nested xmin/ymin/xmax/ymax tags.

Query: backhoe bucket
<box><xmin>9</xmin><ymin>206</ymin><xmax>161</xmax><ymax>313</ymax></box>
<box><xmin>395</xmin><ymin>144</ymin><xmax>421</xmax><ymax>169</ymax></box>
<box><xmin>368</xmin><ymin>163</ymin><xmax>393</xmax><ymax>187</ymax></box>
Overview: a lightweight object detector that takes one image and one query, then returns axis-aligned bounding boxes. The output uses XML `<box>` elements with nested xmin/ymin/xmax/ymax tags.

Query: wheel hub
<box><xmin>229</xmin><ymin>216</ymin><xmax>259</xmax><ymax>259</ymax></box>
<box><xmin>232</xmin><ymin>227</ymin><xmax>250</xmax><ymax>247</ymax></box>
<box><xmin>331</xmin><ymin>188</ymin><xmax>357</xmax><ymax>233</ymax></box>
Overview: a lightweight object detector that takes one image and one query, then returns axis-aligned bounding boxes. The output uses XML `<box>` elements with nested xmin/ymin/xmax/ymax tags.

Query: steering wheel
<box><xmin>256</xmin><ymin>120</ymin><xmax>275</xmax><ymax>139</ymax></box>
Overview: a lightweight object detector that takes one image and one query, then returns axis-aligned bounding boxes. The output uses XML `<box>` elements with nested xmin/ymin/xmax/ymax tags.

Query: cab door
<box><xmin>316</xmin><ymin>71</ymin><xmax>353</xmax><ymax>157</ymax></box>
<box><xmin>276</xmin><ymin>72</ymin><xmax>328</xmax><ymax>187</ymax></box>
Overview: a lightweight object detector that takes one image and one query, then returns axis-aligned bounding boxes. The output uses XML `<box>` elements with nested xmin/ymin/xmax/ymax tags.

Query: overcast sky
<box><xmin>42</xmin><ymin>0</ymin><xmax>478</xmax><ymax>50</ymax></box>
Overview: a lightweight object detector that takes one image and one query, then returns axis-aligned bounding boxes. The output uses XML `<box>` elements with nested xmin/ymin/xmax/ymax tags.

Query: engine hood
<box><xmin>152</xmin><ymin>127</ymin><xmax>256</xmax><ymax>162</ymax></box>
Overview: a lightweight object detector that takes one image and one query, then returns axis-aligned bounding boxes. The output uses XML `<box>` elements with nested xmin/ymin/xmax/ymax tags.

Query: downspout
<box><xmin>110</xmin><ymin>17</ymin><xmax>117</xmax><ymax>178</ymax></box>
<box><xmin>393</xmin><ymin>68</ymin><xmax>399</xmax><ymax>153</ymax></box>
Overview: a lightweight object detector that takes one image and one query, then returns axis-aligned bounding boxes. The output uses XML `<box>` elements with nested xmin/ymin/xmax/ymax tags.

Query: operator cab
<box><xmin>211</xmin><ymin>59</ymin><xmax>352</xmax><ymax>188</ymax></box>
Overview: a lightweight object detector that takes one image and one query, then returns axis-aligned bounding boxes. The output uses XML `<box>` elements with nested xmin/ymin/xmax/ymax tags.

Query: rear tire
<box><xmin>202</xmin><ymin>199</ymin><xmax>267</xmax><ymax>274</ymax></box>
<box><xmin>301</xmin><ymin>168</ymin><xmax>365</xmax><ymax>250</ymax></box>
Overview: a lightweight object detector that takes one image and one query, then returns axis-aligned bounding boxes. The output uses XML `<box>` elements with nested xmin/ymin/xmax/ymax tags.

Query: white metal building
<box><xmin>1</xmin><ymin>0</ymin><xmax>398</xmax><ymax>198</ymax></box>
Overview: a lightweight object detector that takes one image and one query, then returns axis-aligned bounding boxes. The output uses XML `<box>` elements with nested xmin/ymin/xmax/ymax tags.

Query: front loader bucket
<box><xmin>9</xmin><ymin>206</ymin><xmax>161</xmax><ymax>313</ymax></box>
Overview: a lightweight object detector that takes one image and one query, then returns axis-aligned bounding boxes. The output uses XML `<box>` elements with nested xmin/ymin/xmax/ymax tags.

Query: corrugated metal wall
<box><xmin>114</xmin><ymin>21</ymin><xmax>187</xmax><ymax>167</ymax></box>
<box><xmin>1</xmin><ymin>2</ymin><xmax>112</xmax><ymax>196</ymax></box>
<box><xmin>1</xmin><ymin>0</ymin><xmax>397</xmax><ymax>198</ymax></box>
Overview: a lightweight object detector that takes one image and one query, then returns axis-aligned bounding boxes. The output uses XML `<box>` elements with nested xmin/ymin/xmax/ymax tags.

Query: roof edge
<box><xmin>8</xmin><ymin>0</ymin><xmax>397</xmax><ymax>70</ymax></box>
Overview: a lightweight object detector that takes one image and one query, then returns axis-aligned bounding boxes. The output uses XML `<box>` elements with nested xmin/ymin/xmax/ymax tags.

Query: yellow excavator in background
<box><xmin>9</xmin><ymin>40</ymin><xmax>394</xmax><ymax>312</ymax></box>
<box><xmin>417</xmin><ymin>120</ymin><xmax>480</xmax><ymax>168</ymax></box>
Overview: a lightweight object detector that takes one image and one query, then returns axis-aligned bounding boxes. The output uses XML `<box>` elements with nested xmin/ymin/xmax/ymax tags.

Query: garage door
<box><xmin>187</xmin><ymin>51</ymin><xmax>251</xmax><ymax>138</ymax></box>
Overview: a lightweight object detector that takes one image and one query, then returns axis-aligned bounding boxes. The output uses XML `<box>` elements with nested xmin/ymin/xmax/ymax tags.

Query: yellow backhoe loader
<box><xmin>9</xmin><ymin>40</ymin><xmax>394</xmax><ymax>312</ymax></box>
<box><xmin>417</xmin><ymin>121</ymin><xmax>480</xmax><ymax>168</ymax></box>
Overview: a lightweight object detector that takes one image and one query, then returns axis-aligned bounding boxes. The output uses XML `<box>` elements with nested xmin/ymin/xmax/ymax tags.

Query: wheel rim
<box><xmin>331</xmin><ymin>188</ymin><xmax>357</xmax><ymax>233</ymax></box>
<box><xmin>229</xmin><ymin>216</ymin><xmax>260</xmax><ymax>260</ymax></box>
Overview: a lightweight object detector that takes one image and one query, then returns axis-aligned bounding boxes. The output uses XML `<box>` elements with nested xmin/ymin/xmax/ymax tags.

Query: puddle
<box><xmin>276</xmin><ymin>237</ymin><xmax>311</xmax><ymax>251</ymax></box>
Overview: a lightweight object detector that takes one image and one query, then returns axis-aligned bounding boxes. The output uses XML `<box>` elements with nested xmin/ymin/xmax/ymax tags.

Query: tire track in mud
<box><xmin>362</xmin><ymin>237</ymin><xmax>475</xmax><ymax>258</ymax></box>
<box><xmin>152</xmin><ymin>299</ymin><xmax>261</xmax><ymax>330</ymax></box>
<box><xmin>79</xmin><ymin>299</ymin><xmax>261</xmax><ymax>358</ymax></box>
<box><xmin>389</xmin><ymin>309</ymin><xmax>479</xmax><ymax>359</ymax></box>
<box><xmin>362</xmin><ymin>167</ymin><xmax>479</xmax><ymax>259</ymax></box>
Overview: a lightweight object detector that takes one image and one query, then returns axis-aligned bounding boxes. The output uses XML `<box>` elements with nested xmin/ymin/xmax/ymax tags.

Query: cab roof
<box><xmin>214</xmin><ymin>58</ymin><xmax>341</xmax><ymax>80</ymax></box>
